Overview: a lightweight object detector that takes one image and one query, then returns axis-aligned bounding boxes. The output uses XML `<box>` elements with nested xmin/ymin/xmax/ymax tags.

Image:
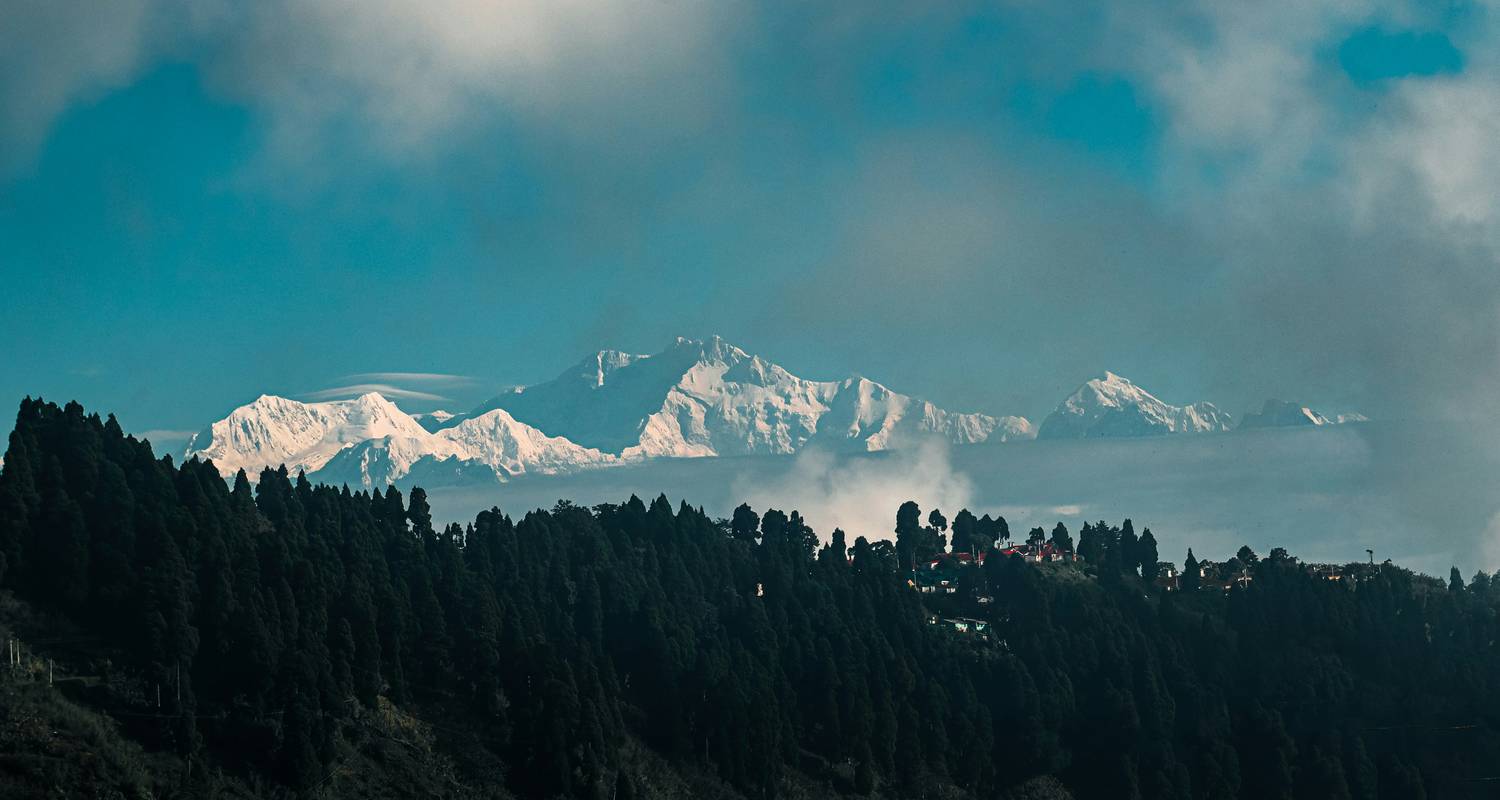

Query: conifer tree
<box><xmin>895</xmin><ymin>501</ymin><xmax>922</xmax><ymax>570</ymax></box>
<box><xmin>1182</xmin><ymin>549</ymin><xmax>1201</xmax><ymax>590</ymax></box>
<box><xmin>951</xmin><ymin>509</ymin><xmax>977</xmax><ymax>555</ymax></box>
<box><xmin>1119</xmin><ymin>519</ymin><xmax>1139</xmax><ymax>577</ymax></box>
<box><xmin>1078</xmin><ymin>522</ymin><xmax>1102</xmax><ymax>563</ymax></box>
<box><xmin>1137</xmin><ymin>528</ymin><xmax>1160</xmax><ymax>579</ymax></box>
<box><xmin>1048</xmin><ymin>522</ymin><xmax>1073</xmax><ymax>554</ymax></box>
<box><xmin>731</xmin><ymin>503</ymin><xmax>759</xmax><ymax>543</ymax></box>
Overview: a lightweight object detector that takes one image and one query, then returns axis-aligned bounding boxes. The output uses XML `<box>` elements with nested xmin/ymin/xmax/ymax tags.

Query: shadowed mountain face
<box><xmin>1238</xmin><ymin>399</ymin><xmax>1329</xmax><ymax>428</ymax></box>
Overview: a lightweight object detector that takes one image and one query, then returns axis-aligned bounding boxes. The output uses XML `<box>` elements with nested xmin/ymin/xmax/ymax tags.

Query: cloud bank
<box><xmin>729</xmin><ymin>439</ymin><xmax>975</xmax><ymax>543</ymax></box>
<box><xmin>1</xmin><ymin>0</ymin><xmax>730</xmax><ymax>172</ymax></box>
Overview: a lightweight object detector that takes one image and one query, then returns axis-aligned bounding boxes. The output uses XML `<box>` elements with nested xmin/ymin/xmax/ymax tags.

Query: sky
<box><xmin>3</xmin><ymin>1</ymin><xmax>1500</xmax><ymax>454</ymax></box>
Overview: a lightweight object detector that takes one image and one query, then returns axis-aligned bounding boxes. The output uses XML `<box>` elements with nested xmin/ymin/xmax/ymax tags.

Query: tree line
<box><xmin>1</xmin><ymin>397</ymin><xmax>1498</xmax><ymax>798</ymax></box>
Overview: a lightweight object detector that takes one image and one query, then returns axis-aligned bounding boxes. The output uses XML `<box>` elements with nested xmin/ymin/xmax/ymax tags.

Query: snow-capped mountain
<box><xmin>183</xmin><ymin>393</ymin><xmax>442</xmax><ymax>478</ymax></box>
<box><xmin>184</xmin><ymin>395</ymin><xmax>613</xmax><ymax>486</ymax></box>
<box><xmin>178</xmin><ymin>346</ymin><xmax>1372</xmax><ymax>487</ymax></box>
<box><xmin>1237</xmin><ymin>400</ymin><xmax>1366</xmax><ymax>429</ymax></box>
<box><xmin>460</xmin><ymin>335</ymin><xmax>1032</xmax><ymax>458</ymax></box>
<box><xmin>184</xmin><ymin>336</ymin><xmax>1031</xmax><ymax>487</ymax></box>
<box><xmin>1037</xmin><ymin>372</ymin><xmax>1233</xmax><ymax>439</ymax></box>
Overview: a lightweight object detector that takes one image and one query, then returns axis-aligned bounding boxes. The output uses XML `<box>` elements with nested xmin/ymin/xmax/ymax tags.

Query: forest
<box><xmin>1</xmin><ymin>397</ymin><xmax>1498</xmax><ymax>799</ymax></box>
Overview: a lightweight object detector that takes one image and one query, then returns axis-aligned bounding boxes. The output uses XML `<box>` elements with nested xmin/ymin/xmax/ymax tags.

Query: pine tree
<box><xmin>951</xmin><ymin>509</ymin><xmax>978</xmax><ymax>556</ymax></box>
<box><xmin>1182</xmin><ymin>549</ymin><xmax>1201</xmax><ymax>591</ymax></box>
<box><xmin>1048</xmin><ymin>522</ymin><xmax>1073</xmax><ymax>554</ymax></box>
<box><xmin>1119</xmin><ymin>519</ymin><xmax>1139</xmax><ymax>577</ymax></box>
<box><xmin>1137</xmin><ymin>529</ymin><xmax>1160</xmax><ymax>579</ymax></box>
<box><xmin>895</xmin><ymin>501</ymin><xmax>922</xmax><ymax>570</ymax></box>
<box><xmin>731</xmin><ymin>503</ymin><xmax>760</xmax><ymax>543</ymax></box>
<box><xmin>1078</xmin><ymin>522</ymin><xmax>1102</xmax><ymax>564</ymax></box>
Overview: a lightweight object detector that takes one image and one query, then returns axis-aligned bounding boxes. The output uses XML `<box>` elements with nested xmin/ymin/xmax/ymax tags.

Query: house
<box><xmin>927</xmin><ymin>616</ymin><xmax>991</xmax><ymax>640</ymax></box>
<box><xmin>911</xmin><ymin>552</ymin><xmax>978</xmax><ymax>594</ymax></box>
<box><xmin>1154</xmin><ymin>562</ymin><xmax>1180</xmax><ymax>591</ymax></box>
<box><xmin>993</xmin><ymin>542</ymin><xmax>1075</xmax><ymax>563</ymax></box>
<box><xmin>1306</xmin><ymin>564</ymin><xmax>1343</xmax><ymax>582</ymax></box>
<box><xmin>947</xmin><ymin>617</ymin><xmax>988</xmax><ymax>635</ymax></box>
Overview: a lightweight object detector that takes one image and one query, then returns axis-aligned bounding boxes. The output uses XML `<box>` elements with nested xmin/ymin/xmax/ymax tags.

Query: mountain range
<box><xmin>182</xmin><ymin>336</ymin><xmax>1362</xmax><ymax>487</ymax></box>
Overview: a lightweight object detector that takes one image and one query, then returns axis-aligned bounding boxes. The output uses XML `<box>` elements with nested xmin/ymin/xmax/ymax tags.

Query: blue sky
<box><xmin>3</xmin><ymin>1</ymin><xmax>1499</xmax><ymax>450</ymax></box>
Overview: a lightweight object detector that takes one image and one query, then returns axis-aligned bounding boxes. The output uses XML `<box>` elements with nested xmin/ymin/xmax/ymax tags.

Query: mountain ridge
<box><xmin>182</xmin><ymin>340</ymin><xmax>1364</xmax><ymax>487</ymax></box>
<box><xmin>1038</xmin><ymin>371</ymin><xmax>1234</xmax><ymax>439</ymax></box>
<box><xmin>184</xmin><ymin>336</ymin><xmax>1030</xmax><ymax>486</ymax></box>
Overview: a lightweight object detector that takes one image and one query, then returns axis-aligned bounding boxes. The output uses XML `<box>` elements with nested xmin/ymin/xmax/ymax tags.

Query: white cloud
<box><xmin>729</xmin><ymin>439</ymin><xmax>975</xmax><ymax>543</ymax></box>
<box><xmin>0</xmin><ymin>0</ymin><xmax>731</xmax><ymax>173</ymax></box>
<box><xmin>1353</xmin><ymin>78</ymin><xmax>1500</xmax><ymax>228</ymax></box>
<box><xmin>303</xmin><ymin>383</ymin><xmax>450</xmax><ymax>402</ymax></box>
<box><xmin>137</xmin><ymin>428</ymin><xmax>196</xmax><ymax>442</ymax></box>
<box><xmin>211</xmin><ymin>0</ymin><xmax>732</xmax><ymax>161</ymax></box>
<box><xmin>0</xmin><ymin>0</ymin><xmax>158</xmax><ymax>173</ymax></box>
<box><xmin>339</xmin><ymin>371</ymin><xmax>473</xmax><ymax>385</ymax></box>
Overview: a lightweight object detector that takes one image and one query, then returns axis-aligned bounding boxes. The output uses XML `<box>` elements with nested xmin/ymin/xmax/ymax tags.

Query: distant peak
<box><xmin>352</xmin><ymin>391</ymin><xmax>402</xmax><ymax>409</ymax></box>
<box><xmin>663</xmin><ymin>333</ymin><xmax>748</xmax><ymax>363</ymax></box>
<box><xmin>1238</xmin><ymin>399</ymin><xmax>1331</xmax><ymax>429</ymax></box>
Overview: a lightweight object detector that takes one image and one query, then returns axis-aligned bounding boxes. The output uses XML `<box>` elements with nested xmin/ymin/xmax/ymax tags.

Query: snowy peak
<box><xmin>437</xmin><ymin>409</ymin><xmax>615</xmax><ymax>476</ymax></box>
<box><xmin>571</xmin><ymin>349</ymin><xmax>646</xmax><ymax>389</ymax></box>
<box><xmin>193</xmin><ymin>333</ymin><xmax>1016</xmax><ymax>486</ymax></box>
<box><xmin>668</xmin><ymin>333</ymin><xmax>748</xmax><ymax>363</ymax></box>
<box><xmin>184</xmin><ymin>392</ymin><xmax>434</xmax><ymax>478</ymax></box>
<box><xmin>472</xmin><ymin>335</ymin><xmax>1030</xmax><ymax>458</ymax></box>
<box><xmin>1039</xmin><ymin>377</ymin><xmax>1367</xmax><ymax>439</ymax></box>
<box><xmin>1237</xmin><ymin>400</ymin><xmax>1364</xmax><ymax>429</ymax></box>
<box><xmin>812</xmin><ymin>376</ymin><xmax>1033</xmax><ymax>451</ymax></box>
<box><xmin>1038</xmin><ymin>373</ymin><xmax>1233</xmax><ymax>439</ymax></box>
<box><xmin>179</xmin><ymin>346</ymin><xmax>1361</xmax><ymax>489</ymax></box>
<box><xmin>184</xmin><ymin>392</ymin><xmax>613</xmax><ymax>488</ymax></box>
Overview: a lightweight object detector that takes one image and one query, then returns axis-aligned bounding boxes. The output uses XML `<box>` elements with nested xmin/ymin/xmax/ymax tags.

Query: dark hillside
<box><xmin>1</xmin><ymin>398</ymin><xmax>1497</xmax><ymax>798</ymax></box>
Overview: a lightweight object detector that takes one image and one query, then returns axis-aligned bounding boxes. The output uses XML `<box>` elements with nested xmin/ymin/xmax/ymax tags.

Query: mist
<box><xmin>426</xmin><ymin>421</ymin><xmax>1500</xmax><ymax>579</ymax></box>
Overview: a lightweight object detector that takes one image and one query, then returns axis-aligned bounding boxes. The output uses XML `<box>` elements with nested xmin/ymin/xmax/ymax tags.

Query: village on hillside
<box><xmin>901</xmin><ymin>510</ymin><xmax>1393</xmax><ymax>642</ymax></box>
